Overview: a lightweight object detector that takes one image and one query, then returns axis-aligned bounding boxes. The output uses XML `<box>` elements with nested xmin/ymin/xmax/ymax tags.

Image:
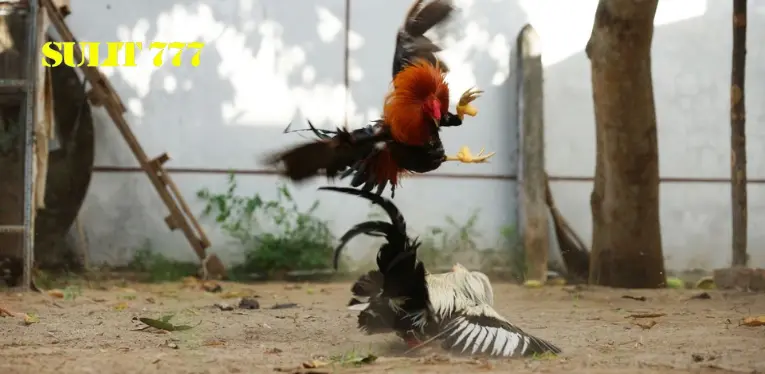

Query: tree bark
<box><xmin>586</xmin><ymin>0</ymin><xmax>666</xmax><ymax>288</ymax></box>
<box><xmin>730</xmin><ymin>0</ymin><xmax>748</xmax><ymax>267</ymax></box>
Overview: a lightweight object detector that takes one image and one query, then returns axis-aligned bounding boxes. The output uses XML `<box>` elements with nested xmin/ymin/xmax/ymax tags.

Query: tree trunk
<box><xmin>730</xmin><ymin>0</ymin><xmax>748</xmax><ymax>267</ymax></box>
<box><xmin>586</xmin><ymin>0</ymin><xmax>666</xmax><ymax>288</ymax></box>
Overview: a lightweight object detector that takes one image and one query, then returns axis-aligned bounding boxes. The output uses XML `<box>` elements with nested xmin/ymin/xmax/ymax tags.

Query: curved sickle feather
<box><xmin>318</xmin><ymin>187</ymin><xmax>407</xmax><ymax>236</ymax></box>
<box><xmin>333</xmin><ymin>220</ymin><xmax>392</xmax><ymax>270</ymax></box>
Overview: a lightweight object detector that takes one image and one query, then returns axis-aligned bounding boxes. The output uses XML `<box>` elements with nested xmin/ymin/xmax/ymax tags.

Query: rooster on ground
<box><xmin>319</xmin><ymin>186</ymin><xmax>561</xmax><ymax>357</ymax></box>
<box><xmin>266</xmin><ymin>0</ymin><xmax>495</xmax><ymax>197</ymax></box>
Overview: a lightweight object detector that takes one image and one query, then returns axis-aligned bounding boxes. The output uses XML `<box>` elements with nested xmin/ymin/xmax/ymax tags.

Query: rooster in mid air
<box><xmin>266</xmin><ymin>0</ymin><xmax>495</xmax><ymax>197</ymax></box>
<box><xmin>319</xmin><ymin>186</ymin><xmax>561</xmax><ymax>357</ymax></box>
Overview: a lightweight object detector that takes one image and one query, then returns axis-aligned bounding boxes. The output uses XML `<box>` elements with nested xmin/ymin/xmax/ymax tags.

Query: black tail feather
<box><xmin>348</xmin><ymin>270</ymin><xmax>384</xmax><ymax>307</ymax></box>
<box><xmin>333</xmin><ymin>220</ymin><xmax>391</xmax><ymax>270</ymax></box>
<box><xmin>318</xmin><ymin>187</ymin><xmax>407</xmax><ymax>236</ymax></box>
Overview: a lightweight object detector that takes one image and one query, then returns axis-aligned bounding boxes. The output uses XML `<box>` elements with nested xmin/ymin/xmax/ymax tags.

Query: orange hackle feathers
<box><xmin>383</xmin><ymin>59</ymin><xmax>450</xmax><ymax>146</ymax></box>
<box><xmin>370</xmin><ymin>148</ymin><xmax>403</xmax><ymax>186</ymax></box>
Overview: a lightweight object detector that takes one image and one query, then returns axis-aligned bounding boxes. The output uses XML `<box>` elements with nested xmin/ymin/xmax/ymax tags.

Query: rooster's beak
<box><xmin>433</xmin><ymin>117</ymin><xmax>439</xmax><ymax>128</ymax></box>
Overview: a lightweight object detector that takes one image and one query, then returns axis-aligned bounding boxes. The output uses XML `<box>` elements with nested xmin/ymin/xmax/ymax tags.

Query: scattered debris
<box><xmin>113</xmin><ymin>302</ymin><xmax>129</xmax><ymax>311</ymax></box>
<box><xmin>214</xmin><ymin>302</ymin><xmax>234</xmax><ymax>311</ymax></box>
<box><xmin>694</xmin><ymin>276</ymin><xmax>716</xmax><ymax>290</ymax></box>
<box><xmin>220</xmin><ymin>290</ymin><xmax>257</xmax><ymax>299</ymax></box>
<box><xmin>181</xmin><ymin>276</ymin><xmax>223</xmax><ymax>293</ymax></box>
<box><xmin>530</xmin><ymin>352</ymin><xmax>558</xmax><ymax>360</ymax></box>
<box><xmin>23</xmin><ymin>313</ymin><xmax>40</xmax><ymax>325</ymax></box>
<box><xmin>163</xmin><ymin>340</ymin><xmax>179</xmax><ymax>349</ymax></box>
<box><xmin>239</xmin><ymin>297</ymin><xmax>260</xmax><ymax>310</ymax></box>
<box><xmin>1</xmin><ymin>306</ymin><xmax>39</xmax><ymax>325</ymax></box>
<box><xmin>632</xmin><ymin>320</ymin><xmax>657</xmax><ymax>330</ymax></box>
<box><xmin>203</xmin><ymin>339</ymin><xmax>226</xmax><ymax>347</ymax></box>
<box><xmin>471</xmin><ymin>358</ymin><xmax>494</xmax><ymax>369</ymax></box>
<box><xmin>622</xmin><ymin>295</ymin><xmax>647</xmax><ymax>302</ymax></box>
<box><xmin>272</xmin><ymin>303</ymin><xmax>298</xmax><ymax>310</ymax></box>
<box><xmin>202</xmin><ymin>282</ymin><xmax>222</xmax><ymax>293</ymax></box>
<box><xmin>626</xmin><ymin>312</ymin><xmax>665</xmax><ymax>319</ymax></box>
<box><xmin>135</xmin><ymin>314</ymin><xmax>199</xmax><ymax>332</ymax></box>
<box><xmin>665</xmin><ymin>277</ymin><xmax>685</xmax><ymax>289</ymax></box>
<box><xmin>329</xmin><ymin>352</ymin><xmax>377</xmax><ymax>367</ymax></box>
<box><xmin>0</xmin><ymin>306</ymin><xmax>14</xmax><ymax>317</ymax></box>
<box><xmin>692</xmin><ymin>353</ymin><xmax>717</xmax><ymax>362</ymax></box>
<box><xmin>689</xmin><ymin>292</ymin><xmax>711</xmax><ymax>300</ymax></box>
<box><xmin>277</xmin><ymin>352</ymin><xmax>377</xmax><ymax>372</ymax></box>
<box><xmin>302</xmin><ymin>360</ymin><xmax>328</xmax><ymax>369</ymax></box>
<box><xmin>273</xmin><ymin>368</ymin><xmax>327</xmax><ymax>374</ymax></box>
<box><xmin>523</xmin><ymin>280</ymin><xmax>543</xmax><ymax>288</ymax></box>
<box><xmin>265</xmin><ymin>348</ymin><xmax>283</xmax><ymax>354</ymax></box>
<box><xmin>419</xmin><ymin>354</ymin><xmax>450</xmax><ymax>364</ymax></box>
<box><xmin>740</xmin><ymin>316</ymin><xmax>765</xmax><ymax>327</ymax></box>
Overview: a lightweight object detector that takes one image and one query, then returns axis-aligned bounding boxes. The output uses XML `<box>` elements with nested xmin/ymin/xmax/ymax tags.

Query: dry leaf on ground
<box><xmin>203</xmin><ymin>339</ymin><xmax>226</xmax><ymax>346</ymax></box>
<box><xmin>0</xmin><ymin>306</ymin><xmax>14</xmax><ymax>317</ymax></box>
<box><xmin>626</xmin><ymin>313</ymin><xmax>666</xmax><ymax>319</ymax></box>
<box><xmin>1</xmin><ymin>306</ymin><xmax>38</xmax><ymax>325</ymax></box>
<box><xmin>741</xmin><ymin>316</ymin><xmax>765</xmax><ymax>327</ymax></box>
<box><xmin>113</xmin><ymin>302</ymin><xmax>129</xmax><ymax>311</ymax></box>
<box><xmin>47</xmin><ymin>289</ymin><xmax>65</xmax><ymax>298</ymax></box>
<box><xmin>632</xmin><ymin>320</ymin><xmax>657</xmax><ymax>330</ymax></box>
<box><xmin>302</xmin><ymin>360</ymin><xmax>328</xmax><ymax>369</ymax></box>
<box><xmin>137</xmin><ymin>314</ymin><xmax>199</xmax><ymax>332</ymax></box>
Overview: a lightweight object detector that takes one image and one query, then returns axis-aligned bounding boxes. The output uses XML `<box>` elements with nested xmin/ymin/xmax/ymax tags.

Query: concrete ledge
<box><xmin>713</xmin><ymin>267</ymin><xmax>765</xmax><ymax>291</ymax></box>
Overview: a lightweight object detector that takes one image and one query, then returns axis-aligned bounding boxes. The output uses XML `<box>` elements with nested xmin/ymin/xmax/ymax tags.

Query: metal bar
<box><xmin>0</xmin><ymin>79</ymin><xmax>27</xmax><ymax>89</ymax></box>
<box><xmin>20</xmin><ymin>0</ymin><xmax>41</xmax><ymax>292</ymax></box>
<box><xmin>0</xmin><ymin>225</ymin><xmax>24</xmax><ymax>233</ymax></box>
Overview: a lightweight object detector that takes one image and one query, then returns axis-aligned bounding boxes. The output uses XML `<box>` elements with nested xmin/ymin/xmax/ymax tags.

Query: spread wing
<box><xmin>440</xmin><ymin>304</ymin><xmax>561</xmax><ymax>358</ymax></box>
<box><xmin>392</xmin><ymin>0</ymin><xmax>455</xmax><ymax>77</ymax></box>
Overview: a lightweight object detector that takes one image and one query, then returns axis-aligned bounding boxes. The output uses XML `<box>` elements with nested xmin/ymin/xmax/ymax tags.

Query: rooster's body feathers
<box><xmin>268</xmin><ymin>0</ymin><xmax>465</xmax><ymax>198</ymax></box>
<box><xmin>320</xmin><ymin>186</ymin><xmax>562</xmax><ymax>358</ymax></box>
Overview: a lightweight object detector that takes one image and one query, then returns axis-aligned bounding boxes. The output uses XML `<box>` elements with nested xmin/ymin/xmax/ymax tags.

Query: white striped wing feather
<box><xmin>440</xmin><ymin>304</ymin><xmax>561</xmax><ymax>357</ymax></box>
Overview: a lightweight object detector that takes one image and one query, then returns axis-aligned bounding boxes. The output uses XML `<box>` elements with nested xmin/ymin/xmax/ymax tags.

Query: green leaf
<box><xmin>139</xmin><ymin>317</ymin><xmax>175</xmax><ymax>331</ymax></box>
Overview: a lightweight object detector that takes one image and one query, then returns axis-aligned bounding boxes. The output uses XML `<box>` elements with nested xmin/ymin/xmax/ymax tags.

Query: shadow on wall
<box><xmin>65</xmin><ymin>0</ymin><xmax>533</xmax><ymax>265</ymax></box>
<box><xmin>545</xmin><ymin>0</ymin><xmax>765</xmax><ymax>269</ymax></box>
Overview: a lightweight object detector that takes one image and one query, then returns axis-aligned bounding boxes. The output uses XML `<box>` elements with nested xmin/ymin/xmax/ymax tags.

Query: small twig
<box><xmin>622</xmin><ymin>295</ymin><xmax>647</xmax><ymax>301</ymax></box>
<box><xmin>626</xmin><ymin>313</ymin><xmax>666</xmax><ymax>319</ymax></box>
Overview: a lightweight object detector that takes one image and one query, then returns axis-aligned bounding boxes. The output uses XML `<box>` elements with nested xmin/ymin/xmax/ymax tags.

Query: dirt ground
<box><xmin>1</xmin><ymin>281</ymin><xmax>764</xmax><ymax>374</ymax></box>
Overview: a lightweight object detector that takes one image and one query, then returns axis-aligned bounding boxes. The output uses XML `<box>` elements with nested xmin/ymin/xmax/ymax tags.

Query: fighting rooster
<box><xmin>320</xmin><ymin>186</ymin><xmax>561</xmax><ymax>357</ymax></box>
<box><xmin>266</xmin><ymin>0</ymin><xmax>495</xmax><ymax>197</ymax></box>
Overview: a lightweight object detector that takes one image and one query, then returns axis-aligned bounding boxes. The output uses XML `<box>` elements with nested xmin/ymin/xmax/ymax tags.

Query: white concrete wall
<box><xmin>66</xmin><ymin>0</ymin><xmax>765</xmax><ymax>270</ymax></box>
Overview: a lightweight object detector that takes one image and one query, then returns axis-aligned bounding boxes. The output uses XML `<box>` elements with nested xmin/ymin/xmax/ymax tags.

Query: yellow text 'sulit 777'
<box><xmin>40</xmin><ymin>41</ymin><xmax>206</xmax><ymax>68</ymax></box>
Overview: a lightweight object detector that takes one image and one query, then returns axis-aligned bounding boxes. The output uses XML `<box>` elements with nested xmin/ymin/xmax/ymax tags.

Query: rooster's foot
<box><xmin>456</xmin><ymin>88</ymin><xmax>483</xmax><ymax>120</ymax></box>
<box><xmin>444</xmin><ymin>146</ymin><xmax>495</xmax><ymax>164</ymax></box>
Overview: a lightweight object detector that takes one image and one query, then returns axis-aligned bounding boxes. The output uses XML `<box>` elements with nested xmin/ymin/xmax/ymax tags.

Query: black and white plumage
<box><xmin>320</xmin><ymin>186</ymin><xmax>562</xmax><ymax>358</ymax></box>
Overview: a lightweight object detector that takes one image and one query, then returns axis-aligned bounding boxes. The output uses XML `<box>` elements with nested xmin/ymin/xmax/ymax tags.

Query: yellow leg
<box><xmin>444</xmin><ymin>146</ymin><xmax>496</xmax><ymax>164</ymax></box>
<box><xmin>456</xmin><ymin>88</ymin><xmax>483</xmax><ymax>120</ymax></box>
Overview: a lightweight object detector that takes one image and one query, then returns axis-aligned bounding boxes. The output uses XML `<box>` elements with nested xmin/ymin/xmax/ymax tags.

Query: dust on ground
<box><xmin>1</xmin><ymin>281</ymin><xmax>764</xmax><ymax>374</ymax></box>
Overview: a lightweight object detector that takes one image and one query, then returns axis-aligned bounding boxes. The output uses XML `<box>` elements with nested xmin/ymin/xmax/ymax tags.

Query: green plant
<box><xmin>127</xmin><ymin>241</ymin><xmax>199</xmax><ymax>282</ymax></box>
<box><xmin>361</xmin><ymin>204</ymin><xmax>524</xmax><ymax>280</ymax></box>
<box><xmin>500</xmin><ymin>224</ymin><xmax>525</xmax><ymax>282</ymax></box>
<box><xmin>416</xmin><ymin>212</ymin><xmax>478</xmax><ymax>268</ymax></box>
<box><xmin>197</xmin><ymin>174</ymin><xmax>335</xmax><ymax>279</ymax></box>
